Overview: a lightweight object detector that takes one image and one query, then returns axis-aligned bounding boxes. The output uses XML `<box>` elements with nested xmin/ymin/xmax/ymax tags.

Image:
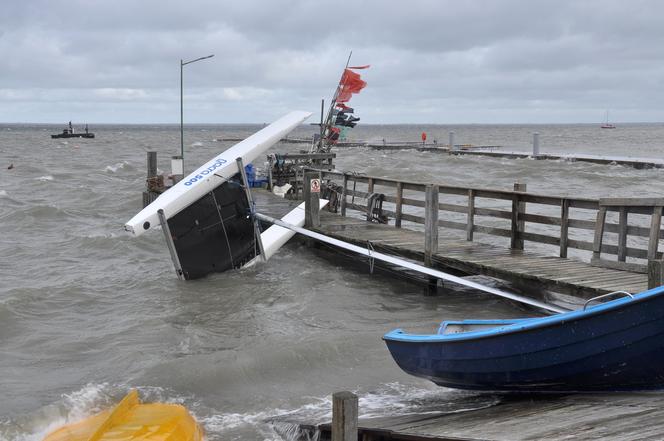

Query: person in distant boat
<box><xmin>69</xmin><ymin>121</ymin><xmax>73</xmax><ymax>134</ymax></box>
<box><xmin>85</xmin><ymin>124</ymin><xmax>89</xmax><ymax>134</ymax></box>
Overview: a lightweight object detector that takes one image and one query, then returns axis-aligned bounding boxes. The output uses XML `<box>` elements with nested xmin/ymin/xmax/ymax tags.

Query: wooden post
<box><xmin>424</xmin><ymin>185</ymin><xmax>439</xmax><ymax>267</ymax></box>
<box><xmin>143</xmin><ymin>151</ymin><xmax>159</xmax><ymax>207</ymax></box>
<box><xmin>304</xmin><ymin>171</ymin><xmax>320</xmax><ymax>228</ymax></box>
<box><xmin>592</xmin><ymin>207</ymin><xmax>608</xmax><ymax>262</ymax></box>
<box><xmin>618</xmin><ymin>207</ymin><xmax>628</xmax><ymax>262</ymax></box>
<box><xmin>147</xmin><ymin>151</ymin><xmax>157</xmax><ymax>179</ymax></box>
<box><xmin>648</xmin><ymin>259</ymin><xmax>664</xmax><ymax>289</ymax></box>
<box><xmin>466</xmin><ymin>189</ymin><xmax>475</xmax><ymax>241</ymax></box>
<box><xmin>648</xmin><ymin>206</ymin><xmax>662</xmax><ymax>260</ymax></box>
<box><xmin>332</xmin><ymin>391</ymin><xmax>358</xmax><ymax>441</ymax></box>
<box><xmin>560</xmin><ymin>198</ymin><xmax>569</xmax><ymax>258</ymax></box>
<box><xmin>267</xmin><ymin>156</ymin><xmax>274</xmax><ymax>191</ymax></box>
<box><xmin>340</xmin><ymin>173</ymin><xmax>348</xmax><ymax>217</ymax></box>
<box><xmin>511</xmin><ymin>183</ymin><xmax>526</xmax><ymax>250</ymax></box>
<box><xmin>367</xmin><ymin>177</ymin><xmax>374</xmax><ymax>194</ymax></box>
<box><xmin>395</xmin><ymin>182</ymin><xmax>403</xmax><ymax>228</ymax></box>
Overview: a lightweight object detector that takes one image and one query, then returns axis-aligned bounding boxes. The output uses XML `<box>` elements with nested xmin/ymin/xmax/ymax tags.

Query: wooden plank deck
<box><xmin>295</xmin><ymin>393</ymin><xmax>664</xmax><ymax>441</ymax></box>
<box><xmin>313</xmin><ymin>211</ymin><xmax>649</xmax><ymax>298</ymax></box>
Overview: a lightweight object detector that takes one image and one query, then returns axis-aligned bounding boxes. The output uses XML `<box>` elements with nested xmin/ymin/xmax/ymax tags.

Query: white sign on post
<box><xmin>311</xmin><ymin>178</ymin><xmax>321</xmax><ymax>193</ymax></box>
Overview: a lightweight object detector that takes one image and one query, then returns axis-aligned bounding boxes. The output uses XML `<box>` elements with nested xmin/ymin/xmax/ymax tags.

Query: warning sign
<box><xmin>310</xmin><ymin>178</ymin><xmax>321</xmax><ymax>193</ymax></box>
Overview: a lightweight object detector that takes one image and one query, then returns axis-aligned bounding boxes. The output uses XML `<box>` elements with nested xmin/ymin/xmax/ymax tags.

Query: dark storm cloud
<box><xmin>2</xmin><ymin>0</ymin><xmax>664</xmax><ymax>123</ymax></box>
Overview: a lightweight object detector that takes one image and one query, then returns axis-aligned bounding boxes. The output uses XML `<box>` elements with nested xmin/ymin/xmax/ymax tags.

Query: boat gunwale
<box><xmin>383</xmin><ymin>285</ymin><xmax>664</xmax><ymax>343</ymax></box>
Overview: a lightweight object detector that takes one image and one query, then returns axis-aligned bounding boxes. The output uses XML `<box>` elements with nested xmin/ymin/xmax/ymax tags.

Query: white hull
<box><xmin>244</xmin><ymin>199</ymin><xmax>329</xmax><ymax>268</ymax></box>
<box><xmin>125</xmin><ymin>110</ymin><xmax>311</xmax><ymax>236</ymax></box>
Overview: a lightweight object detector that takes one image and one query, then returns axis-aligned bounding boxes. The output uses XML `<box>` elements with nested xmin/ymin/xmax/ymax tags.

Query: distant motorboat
<box><xmin>51</xmin><ymin>121</ymin><xmax>95</xmax><ymax>139</ymax></box>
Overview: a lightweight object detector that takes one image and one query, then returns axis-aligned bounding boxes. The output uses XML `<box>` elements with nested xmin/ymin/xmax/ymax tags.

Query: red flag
<box><xmin>348</xmin><ymin>65</ymin><xmax>370</xmax><ymax>70</ymax></box>
<box><xmin>337</xmin><ymin>69</ymin><xmax>367</xmax><ymax>103</ymax></box>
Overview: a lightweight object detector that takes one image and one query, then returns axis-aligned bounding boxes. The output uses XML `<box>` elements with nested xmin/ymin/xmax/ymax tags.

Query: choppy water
<box><xmin>2</xmin><ymin>122</ymin><xmax>664</xmax><ymax>440</ymax></box>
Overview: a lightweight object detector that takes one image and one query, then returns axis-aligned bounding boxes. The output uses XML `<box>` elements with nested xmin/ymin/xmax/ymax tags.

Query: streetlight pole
<box><xmin>180</xmin><ymin>54</ymin><xmax>214</xmax><ymax>172</ymax></box>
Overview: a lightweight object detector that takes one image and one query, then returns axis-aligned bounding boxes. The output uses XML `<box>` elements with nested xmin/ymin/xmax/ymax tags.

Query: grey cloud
<box><xmin>2</xmin><ymin>0</ymin><xmax>664</xmax><ymax>123</ymax></box>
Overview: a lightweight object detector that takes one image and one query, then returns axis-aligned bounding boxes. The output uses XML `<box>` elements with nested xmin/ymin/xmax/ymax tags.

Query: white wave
<box><xmin>1</xmin><ymin>383</ymin><xmax>112</xmax><ymax>441</ymax></box>
<box><xmin>36</xmin><ymin>175</ymin><xmax>54</xmax><ymax>181</ymax></box>
<box><xmin>105</xmin><ymin>161</ymin><xmax>129</xmax><ymax>173</ymax></box>
<box><xmin>191</xmin><ymin>141</ymin><xmax>204</xmax><ymax>147</ymax></box>
<box><xmin>0</xmin><ymin>190</ymin><xmax>7</xmax><ymax>197</ymax></box>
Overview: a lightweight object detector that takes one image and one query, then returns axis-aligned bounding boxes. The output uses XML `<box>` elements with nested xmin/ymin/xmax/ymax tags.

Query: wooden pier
<box><xmin>294</xmin><ymin>170</ymin><xmax>664</xmax><ymax>299</ymax></box>
<box><xmin>285</xmin><ymin>391</ymin><xmax>664</xmax><ymax>441</ymax></box>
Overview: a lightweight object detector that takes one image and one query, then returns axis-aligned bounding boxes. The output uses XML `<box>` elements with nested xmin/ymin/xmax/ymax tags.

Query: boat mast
<box><xmin>316</xmin><ymin>51</ymin><xmax>353</xmax><ymax>153</ymax></box>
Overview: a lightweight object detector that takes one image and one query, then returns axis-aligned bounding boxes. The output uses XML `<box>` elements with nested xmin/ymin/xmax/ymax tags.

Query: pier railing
<box><xmin>311</xmin><ymin>169</ymin><xmax>664</xmax><ymax>277</ymax></box>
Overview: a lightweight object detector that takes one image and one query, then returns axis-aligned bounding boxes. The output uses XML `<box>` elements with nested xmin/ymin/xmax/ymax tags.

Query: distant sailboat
<box><xmin>601</xmin><ymin>110</ymin><xmax>616</xmax><ymax>129</ymax></box>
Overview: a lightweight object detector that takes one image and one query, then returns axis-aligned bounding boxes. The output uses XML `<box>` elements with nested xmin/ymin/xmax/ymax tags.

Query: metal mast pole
<box><xmin>179</xmin><ymin>54</ymin><xmax>214</xmax><ymax>173</ymax></box>
<box><xmin>180</xmin><ymin>59</ymin><xmax>184</xmax><ymax>169</ymax></box>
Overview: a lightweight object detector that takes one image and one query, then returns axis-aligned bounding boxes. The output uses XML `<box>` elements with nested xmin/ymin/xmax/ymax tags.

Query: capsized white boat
<box><xmin>124</xmin><ymin>111</ymin><xmax>321</xmax><ymax>280</ymax></box>
<box><xmin>125</xmin><ymin>110</ymin><xmax>311</xmax><ymax>236</ymax></box>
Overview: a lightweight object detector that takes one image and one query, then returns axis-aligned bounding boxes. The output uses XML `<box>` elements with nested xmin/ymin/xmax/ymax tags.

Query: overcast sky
<box><xmin>3</xmin><ymin>0</ymin><xmax>664</xmax><ymax>124</ymax></box>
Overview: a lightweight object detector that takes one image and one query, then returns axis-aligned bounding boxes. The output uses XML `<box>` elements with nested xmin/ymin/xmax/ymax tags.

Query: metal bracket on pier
<box><xmin>157</xmin><ymin>209</ymin><xmax>184</xmax><ymax>280</ymax></box>
<box><xmin>236</xmin><ymin>157</ymin><xmax>267</xmax><ymax>262</ymax></box>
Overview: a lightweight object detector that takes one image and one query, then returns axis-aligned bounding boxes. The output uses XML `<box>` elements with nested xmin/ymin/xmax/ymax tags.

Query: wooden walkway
<box><xmin>313</xmin><ymin>212</ymin><xmax>649</xmax><ymax>298</ymax></box>
<box><xmin>293</xmin><ymin>392</ymin><xmax>664</xmax><ymax>440</ymax></box>
<box><xmin>252</xmin><ymin>181</ymin><xmax>661</xmax><ymax>299</ymax></box>
<box><xmin>286</xmin><ymin>170</ymin><xmax>664</xmax><ymax>299</ymax></box>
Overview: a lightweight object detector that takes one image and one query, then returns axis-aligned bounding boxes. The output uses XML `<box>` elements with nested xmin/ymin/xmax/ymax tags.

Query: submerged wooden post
<box><xmin>511</xmin><ymin>183</ymin><xmax>527</xmax><ymax>250</ymax></box>
<box><xmin>332</xmin><ymin>391</ymin><xmax>358</xmax><ymax>441</ymax></box>
<box><xmin>424</xmin><ymin>185</ymin><xmax>439</xmax><ymax>266</ymax></box>
<box><xmin>648</xmin><ymin>259</ymin><xmax>664</xmax><ymax>289</ymax></box>
<box><xmin>304</xmin><ymin>171</ymin><xmax>320</xmax><ymax>228</ymax></box>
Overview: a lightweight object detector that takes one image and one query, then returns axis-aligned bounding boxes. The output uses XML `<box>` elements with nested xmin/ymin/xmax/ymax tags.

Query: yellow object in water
<box><xmin>43</xmin><ymin>389</ymin><xmax>204</xmax><ymax>441</ymax></box>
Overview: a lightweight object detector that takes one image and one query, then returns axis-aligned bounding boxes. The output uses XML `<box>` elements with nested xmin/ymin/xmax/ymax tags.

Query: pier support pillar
<box><xmin>147</xmin><ymin>151</ymin><xmax>157</xmax><ymax>179</ymax></box>
<box><xmin>532</xmin><ymin>132</ymin><xmax>540</xmax><ymax>157</ymax></box>
<box><xmin>332</xmin><ymin>391</ymin><xmax>358</xmax><ymax>441</ymax></box>
<box><xmin>171</xmin><ymin>155</ymin><xmax>184</xmax><ymax>184</ymax></box>
<box><xmin>304</xmin><ymin>171</ymin><xmax>321</xmax><ymax>228</ymax></box>
<box><xmin>511</xmin><ymin>183</ymin><xmax>527</xmax><ymax>250</ymax></box>
<box><xmin>143</xmin><ymin>151</ymin><xmax>160</xmax><ymax>208</ymax></box>
<box><xmin>425</xmin><ymin>185</ymin><xmax>439</xmax><ymax>295</ymax></box>
<box><xmin>648</xmin><ymin>259</ymin><xmax>664</xmax><ymax>289</ymax></box>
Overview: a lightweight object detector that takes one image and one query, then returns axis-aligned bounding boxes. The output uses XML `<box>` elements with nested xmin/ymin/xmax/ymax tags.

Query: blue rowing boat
<box><xmin>383</xmin><ymin>286</ymin><xmax>664</xmax><ymax>392</ymax></box>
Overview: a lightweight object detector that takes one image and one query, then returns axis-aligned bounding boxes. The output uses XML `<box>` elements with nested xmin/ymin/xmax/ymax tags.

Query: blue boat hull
<box><xmin>384</xmin><ymin>286</ymin><xmax>664</xmax><ymax>392</ymax></box>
